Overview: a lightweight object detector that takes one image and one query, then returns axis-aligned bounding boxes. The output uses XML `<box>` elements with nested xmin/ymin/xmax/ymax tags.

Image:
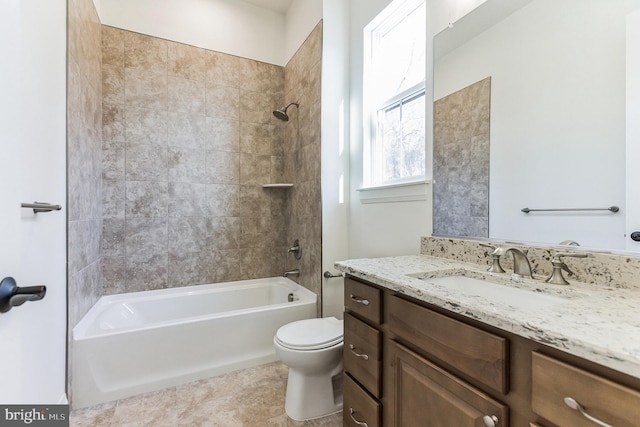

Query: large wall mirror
<box><xmin>433</xmin><ymin>0</ymin><xmax>640</xmax><ymax>252</ymax></box>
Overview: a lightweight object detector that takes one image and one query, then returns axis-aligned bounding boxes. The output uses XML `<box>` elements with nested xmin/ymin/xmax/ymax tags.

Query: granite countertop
<box><xmin>335</xmin><ymin>255</ymin><xmax>640</xmax><ymax>379</ymax></box>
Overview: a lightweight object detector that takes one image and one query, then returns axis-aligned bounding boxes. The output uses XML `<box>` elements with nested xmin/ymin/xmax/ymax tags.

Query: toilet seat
<box><xmin>275</xmin><ymin>317</ymin><xmax>343</xmax><ymax>351</ymax></box>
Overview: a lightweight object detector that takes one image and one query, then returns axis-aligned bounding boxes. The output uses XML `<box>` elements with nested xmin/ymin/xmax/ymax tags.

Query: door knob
<box><xmin>0</xmin><ymin>277</ymin><xmax>46</xmax><ymax>313</ymax></box>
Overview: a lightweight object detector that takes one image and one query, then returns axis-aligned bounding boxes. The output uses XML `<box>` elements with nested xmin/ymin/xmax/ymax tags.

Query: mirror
<box><xmin>433</xmin><ymin>0</ymin><xmax>640</xmax><ymax>252</ymax></box>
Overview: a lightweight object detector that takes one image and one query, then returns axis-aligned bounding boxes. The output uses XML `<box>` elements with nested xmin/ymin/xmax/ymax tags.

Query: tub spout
<box><xmin>283</xmin><ymin>269</ymin><xmax>300</xmax><ymax>278</ymax></box>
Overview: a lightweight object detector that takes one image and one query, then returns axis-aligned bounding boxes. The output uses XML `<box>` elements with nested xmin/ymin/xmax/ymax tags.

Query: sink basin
<box><xmin>412</xmin><ymin>274</ymin><xmax>569</xmax><ymax>310</ymax></box>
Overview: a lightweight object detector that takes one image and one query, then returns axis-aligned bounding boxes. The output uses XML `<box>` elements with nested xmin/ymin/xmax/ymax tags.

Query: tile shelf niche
<box><xmin>261</xmin><ymin>184</ymin><xmax>294</xmax><ymax>188</ymax></box>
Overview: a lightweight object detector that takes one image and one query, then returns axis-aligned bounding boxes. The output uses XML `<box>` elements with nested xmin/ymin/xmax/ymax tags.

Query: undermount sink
<box><xmin>411</xmin><ymin>274</ymin><xmax>569</xmax><ymax>310</ymax></box>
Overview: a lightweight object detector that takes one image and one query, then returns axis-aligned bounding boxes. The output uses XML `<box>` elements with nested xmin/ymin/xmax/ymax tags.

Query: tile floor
<box><xmin>70</xmin><ymin>362</ymin><xmax>343</xmax><ymax>427</ymax></box>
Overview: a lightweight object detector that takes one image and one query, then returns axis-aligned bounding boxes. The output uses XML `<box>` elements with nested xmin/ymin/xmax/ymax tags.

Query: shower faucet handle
<box><xmin>287</xmin><ymin>239</ymin><xmax>302</xmax><ymax>260</ymax></box>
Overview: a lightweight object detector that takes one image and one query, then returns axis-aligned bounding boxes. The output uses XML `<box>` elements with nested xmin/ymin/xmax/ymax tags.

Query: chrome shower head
<box><xmin>273</xmin><ymin>101</ymin><xmax>299</xmax><ymax>122</ymax></box>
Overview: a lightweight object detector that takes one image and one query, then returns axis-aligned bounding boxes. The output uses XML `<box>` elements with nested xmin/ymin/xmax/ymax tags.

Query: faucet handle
<box><xmin>287</xmin><ymin>239</ymin><xmax>302</xmax><ymax>260</ymax></box>
<box><xmin>551</xmin><ymin>252</ymin><xmax>588</xmax><ymax>263</ymax></box>
<box><xmin>479</xmin><ymin>242</ymin><xmax>498</xmax><ymax>250</ymax></box>
<box><xmin>545</xmin><ymin>252</ymin><xmax>588</xmax><ymax>285</ymax></box>
<box><xmin>551</xmin><ymin>252</ymin><xmax>588</xmax><ymax>276</ymax></box>
<box><xmin>479</xmin><ymin>243</ymin><xmax>506</xmax><ymax>273</ymax></box>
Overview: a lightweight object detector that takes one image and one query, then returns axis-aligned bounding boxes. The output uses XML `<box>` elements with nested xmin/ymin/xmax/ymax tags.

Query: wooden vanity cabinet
<box><xmin>343</xmin><ymin>274</ymin><xmax>640</xmax><ymax>427</ymax></box>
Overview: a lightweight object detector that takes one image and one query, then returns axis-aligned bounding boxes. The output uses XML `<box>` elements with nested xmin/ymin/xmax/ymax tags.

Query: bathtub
<box><xmin>71</xmin><ymin>277</ymin><xmax>316</xmax><ymax>409</ymax></box>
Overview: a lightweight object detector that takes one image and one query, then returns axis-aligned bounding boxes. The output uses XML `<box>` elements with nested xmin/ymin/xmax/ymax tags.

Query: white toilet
<box><xmin>273</xmin><ymin>316</ymin><xmax>344</xmax><ymax>421</ymax></box>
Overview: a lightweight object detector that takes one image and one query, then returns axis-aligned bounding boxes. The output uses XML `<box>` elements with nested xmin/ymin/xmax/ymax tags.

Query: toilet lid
<box><xmin>275</xmin><ymin>317</ymin><xmax>343</xmax><ymax>350</ymax></box>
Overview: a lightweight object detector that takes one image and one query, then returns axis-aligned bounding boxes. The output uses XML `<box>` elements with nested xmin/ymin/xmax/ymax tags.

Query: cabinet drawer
<box><xmin>532</xmin><ymin>352</ymin><xmax>640</xmax><ymax>427</ymax></box>
<box><xmin>344</xmin><ymin>313</ymin><xmax>382</xmax><ymax>397</ymax></box>
<box><xmin>387</xmin><ymin>295</ymin><xmax>509</xmax><ymax>394</ymax></box>
<box><xmin>344</xmin><ymin>373</ymin><xmax>380</xmax><ymax>427</ymax></box>
<box><xmin>345</xmin><ymin>277</ymin><xmax>381</xmax><ymax>324</ymax></box>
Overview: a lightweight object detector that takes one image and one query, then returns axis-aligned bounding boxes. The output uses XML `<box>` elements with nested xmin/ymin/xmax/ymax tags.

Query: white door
<box><xmin>0</xmin><ymin>0</ymin><xmax>67</xmax><ymax>404</ymax></box>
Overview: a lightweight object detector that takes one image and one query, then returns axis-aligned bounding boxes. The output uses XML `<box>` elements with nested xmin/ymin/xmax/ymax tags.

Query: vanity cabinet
<box><xmin>343</xmin><ymin>274</ymin><xmax>640</xmax><ymax>427</ymax></box>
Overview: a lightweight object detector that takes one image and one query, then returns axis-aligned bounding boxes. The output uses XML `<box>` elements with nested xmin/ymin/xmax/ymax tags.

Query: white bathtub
<box><xmin>71</xmin><ymin>277</ymin><xmax>316</xmax><ymax>409</ymax></box>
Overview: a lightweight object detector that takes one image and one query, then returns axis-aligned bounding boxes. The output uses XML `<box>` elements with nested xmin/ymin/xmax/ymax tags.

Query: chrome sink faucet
<box><xmin>484</xmin><ymin>244</ymin><xmax>534</xmax><ymax>279</ymax></box>
<box><xmin>503</xmin><ymin>247</ymin><xmax>534</xmax><ymax>279</ymax></box>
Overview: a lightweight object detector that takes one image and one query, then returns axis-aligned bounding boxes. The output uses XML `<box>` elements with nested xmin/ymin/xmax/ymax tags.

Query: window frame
<box><xmin>363</xmin><ymin>0</ymin><xmax>427</xmax><ymax>190</ymax></box>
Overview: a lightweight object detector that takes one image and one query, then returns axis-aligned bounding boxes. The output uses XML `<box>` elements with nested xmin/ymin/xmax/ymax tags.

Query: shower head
<box><xmin>273</xmin><ymin>101</ymin><xmax>299</xmax><ymax>122</ymax></box>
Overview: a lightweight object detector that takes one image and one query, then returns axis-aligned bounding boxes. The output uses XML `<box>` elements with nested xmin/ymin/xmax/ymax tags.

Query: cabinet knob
<box><xmin>482</xmin><ymin>415</ymin><xmax>499</xmax><ymax>427</ymax></box>
<box><xmin>349</xmin><ymin>407</ymin><xmax>368</xmax><ymax>427</ymax></box>
<box><xmin>564</xmin><ymin>397</ymin><xmax>613</xmax><ymax>427</ymax></box>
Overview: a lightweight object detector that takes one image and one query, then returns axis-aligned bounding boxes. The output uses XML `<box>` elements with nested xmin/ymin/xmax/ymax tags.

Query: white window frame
<box><xmin>362</xmin><ymin>0</ymin><xmax>427</xmax><ymax>193</ymax></box>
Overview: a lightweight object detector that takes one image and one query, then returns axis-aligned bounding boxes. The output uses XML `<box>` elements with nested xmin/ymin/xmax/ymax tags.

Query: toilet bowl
<box><xmin>273</xmin><ymin>317</ymin><xmax>344</xmax><ymax>421</ymax></box>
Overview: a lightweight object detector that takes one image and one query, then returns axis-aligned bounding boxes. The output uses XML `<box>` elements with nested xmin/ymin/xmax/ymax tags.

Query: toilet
<box><xmin>273</xmin><ymin>317</ymin><xmax>344</xmax><ymax>420</ymax></box>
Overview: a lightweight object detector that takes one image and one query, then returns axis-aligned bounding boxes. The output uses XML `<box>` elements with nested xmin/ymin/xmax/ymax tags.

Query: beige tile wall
<box><xmin>101</xmin><ymin>26</ymin><xmax>323</xmax><ymax>294</ymax></box>
<box><xmin>282</xmin><ymin>22</ymin><xmax>323</xmax><ymax>313</ymax></box>
<box><xmin>67</xmin><ymin>0</ymin><xmax>103</xmax><ymax>329</ymax></box>
<box><xmin>433</xmin><ymin>77</ymin><xmax>491</xmax><ymax>238</ymax></box>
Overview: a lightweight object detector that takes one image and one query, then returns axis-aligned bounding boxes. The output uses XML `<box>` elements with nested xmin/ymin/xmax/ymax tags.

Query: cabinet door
<box><xmin>386</xmin><ymin>340</ymin><xmax>508</xmax><ymax>427</ymax></box>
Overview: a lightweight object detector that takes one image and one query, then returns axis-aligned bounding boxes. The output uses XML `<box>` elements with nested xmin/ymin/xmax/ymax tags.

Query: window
<box><xmin>364</xmin><ymin>0</ymin><xmax>426</xmax><ymax>188</ymax></box>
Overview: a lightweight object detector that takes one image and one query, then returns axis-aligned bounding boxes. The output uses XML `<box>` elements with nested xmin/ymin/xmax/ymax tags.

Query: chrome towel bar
<box><xmin>21</xmin><ymin>202</ymin><xmax>62</xmax><ymax>214</ymax></box>
<box><xmin>521</xmin><ymin>206</ymin><xmax>619</xmax><ymax>214</ymax></box>
<box><xmin>323</xmin><ymin>271</ymin><xmax>342</xmax><ymax>279</ymax></box>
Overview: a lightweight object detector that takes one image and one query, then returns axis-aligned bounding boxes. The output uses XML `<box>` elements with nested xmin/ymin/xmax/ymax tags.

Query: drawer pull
<box><xmin>564</xmin><ymin>397</ymin><xmax>613</xmax><ymax>427</ymax></box>
<box><xmin>482</xmin><ymin>415</ymin><xmax>500</xmax><ymax>427</ymax></box>
<box><xmin>349</xmin><ymin>407</ymin><xmax>368</xmax><ymax>427</ymax></box>
<box><xmin>348</xmin><ymin>344</ymin><xmax>369</xmax><ymax>360</ymax></box>
<box><xmin>349</xmin><ymin>294</ymin><xmax>370</xmax><ymax>306</ymax></box>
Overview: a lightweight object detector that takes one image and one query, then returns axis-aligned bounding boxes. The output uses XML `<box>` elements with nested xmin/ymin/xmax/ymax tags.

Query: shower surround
<box><xmin>100</xmin><ymin>23</ymin><xmax>323</xmax><ymax>299</ymax></box>
<box><xmin>67</xmin><ymin>0</ymin><xmax>103</xmax><ymax>333</ymax></box>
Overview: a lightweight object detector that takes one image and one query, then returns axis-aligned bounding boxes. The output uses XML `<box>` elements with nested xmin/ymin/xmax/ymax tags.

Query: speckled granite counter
<box><xmin>335</xmin><ymin>255</ymin><xmax>640</xmax><ymax>379</ymax></box>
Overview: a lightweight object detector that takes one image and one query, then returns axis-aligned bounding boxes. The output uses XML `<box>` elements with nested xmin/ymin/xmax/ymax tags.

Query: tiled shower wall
<box><xmin>283</xmin><ymin>22</ymin><xmax>323</xmax><ymax>312</ymax></box>
<box><xmin>101</xmin><ymin>27</ymin><xmax>295</xmax><ymax>294</ymax></box>
<box><xmin>67</xmin><ymin>0</ymin><xmax>103</xmax><ymax>329</ymax></box>
<box><xmin>433</xmin><ymin>77</ymin><xmax>491</xmax><ymax>238</ymax></box>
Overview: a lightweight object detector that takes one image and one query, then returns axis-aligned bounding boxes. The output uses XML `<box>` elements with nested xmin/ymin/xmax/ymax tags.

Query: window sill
<box><xmin>357</xmin><ymin>180</ymin><xmax>431</xmax><ymax>204</ymax></box>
